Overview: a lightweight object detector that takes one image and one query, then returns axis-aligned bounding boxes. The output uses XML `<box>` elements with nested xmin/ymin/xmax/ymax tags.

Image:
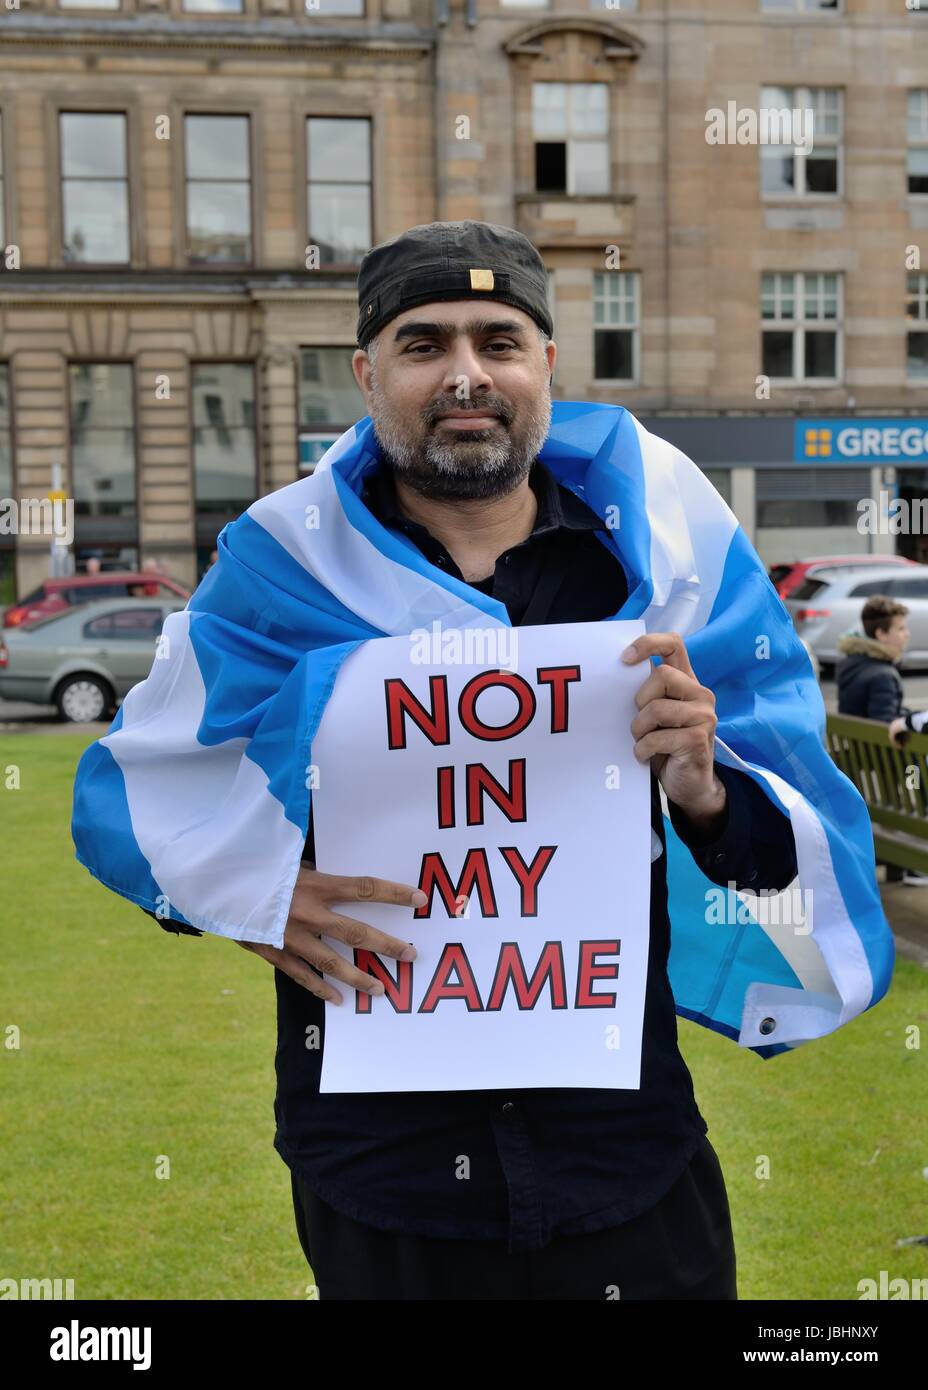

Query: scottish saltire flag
<box><xmin>72</xmin><ymin>400</ymin><xmax>894</xmax><ymax>1058</ymax></box>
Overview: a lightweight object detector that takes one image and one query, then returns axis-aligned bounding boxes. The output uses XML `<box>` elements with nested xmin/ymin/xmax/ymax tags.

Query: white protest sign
<box><xmin>311</xmin><ymin>619</ymin><xmax>651</xmax><ymax>1093</ymax></box>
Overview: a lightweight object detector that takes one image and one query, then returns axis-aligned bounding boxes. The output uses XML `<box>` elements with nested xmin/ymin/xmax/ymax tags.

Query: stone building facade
<box><xmin>2</xmin><ymin>0</ymin><xmax>928</xmax><ymax>603</ymax></box>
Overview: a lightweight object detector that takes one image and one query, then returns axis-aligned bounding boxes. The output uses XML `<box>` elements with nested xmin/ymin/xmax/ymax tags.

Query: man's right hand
<box><xmin>236</xmin><ymin>863</ymin><xmax>426</xmax><ymax>1004</ymax></box>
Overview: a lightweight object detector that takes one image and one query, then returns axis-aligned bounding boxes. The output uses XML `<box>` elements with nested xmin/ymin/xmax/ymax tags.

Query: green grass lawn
<box><xmin>2</xmin><ymin>733</ymin><xmax>926</xmax><ymax>1300</ymax></box>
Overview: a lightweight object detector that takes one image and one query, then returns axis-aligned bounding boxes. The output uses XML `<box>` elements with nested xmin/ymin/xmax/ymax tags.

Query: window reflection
<box><xmin>185</xmin><ymin>115</ymin><xmax>252</xmax><ymax>264</ymax></box>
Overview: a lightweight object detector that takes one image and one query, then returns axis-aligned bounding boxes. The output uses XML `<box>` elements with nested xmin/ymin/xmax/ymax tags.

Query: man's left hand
<box><xmin>622</xmin><ymin>631</ymin><xmax>726</xmax><ymax>833</ymax></box>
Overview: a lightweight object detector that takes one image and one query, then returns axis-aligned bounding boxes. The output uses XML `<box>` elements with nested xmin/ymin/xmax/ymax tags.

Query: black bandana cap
<box><xmin>356</xmin><ymin>219</ymin><xmax>554</xmax><ymax>351</ymax></box>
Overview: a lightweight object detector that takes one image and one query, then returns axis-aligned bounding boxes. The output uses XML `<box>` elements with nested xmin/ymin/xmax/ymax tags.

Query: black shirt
<box><xmin>360</xmin><ymin>453</ymin><xmax>633</xmax><ymax>626</ymax></box>
<box><xmin>265</xmin><ymin>458</ymin><xmax>800</xmax><ymax>1252</ymax></box>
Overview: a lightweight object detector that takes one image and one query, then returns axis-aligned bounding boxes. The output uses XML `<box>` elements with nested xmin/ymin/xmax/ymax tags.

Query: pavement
<box><xmin>878</xmin><ymin>869</ymin><xmax>928</xmax><ymax>969</ymax></box>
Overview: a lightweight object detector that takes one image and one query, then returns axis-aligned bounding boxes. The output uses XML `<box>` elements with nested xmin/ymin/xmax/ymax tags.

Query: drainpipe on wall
<box><xmin>434</xmin><ymin>0</ymin><xmax>449</xmax><ymax>219</ymax></box>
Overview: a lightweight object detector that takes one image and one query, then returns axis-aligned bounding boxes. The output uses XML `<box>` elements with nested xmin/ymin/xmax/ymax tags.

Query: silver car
<box><xmin>785</xmin><ymin>564</ymin><xmax>928</xmax><ymax>673</ymax></box>
<box><xmin>0</xmin><ymin>596</ymin><xmax>186</xmax><ymax>722</ymax></box>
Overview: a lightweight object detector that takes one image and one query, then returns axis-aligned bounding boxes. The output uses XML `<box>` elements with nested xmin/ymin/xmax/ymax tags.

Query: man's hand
<box><xmin>236</xmin><ymin>863</ymin><xmax>425</xmax><ymax>1004</ymax></box>
<box><xmin>622</xmin><ymin>631</ymin><xmax>726</xmax><ymax>835</ymax></box>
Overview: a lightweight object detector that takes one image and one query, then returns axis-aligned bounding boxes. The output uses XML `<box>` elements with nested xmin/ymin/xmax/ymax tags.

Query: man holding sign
<box><xmin>73</xmin><ymin>220</ymin><xmax>892</xmax><ymax>1302</ymax></box>
<box><xmin>175</xmin><ymin>221</ymin><xmax>794</xmax><ymax>1294</ymax></box>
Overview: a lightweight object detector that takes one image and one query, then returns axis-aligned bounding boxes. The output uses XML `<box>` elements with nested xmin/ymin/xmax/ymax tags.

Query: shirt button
<box><xmin>746</xmin><ymin>869</ymin><xmax>759</xmax><ymax>885</ymax></box>
<box><xmin>501</xmin><ymin>1101</ymin><xmax>515</xmax><ymax>1114</ymax></box>
<box><xmin>711</xmin><ymin>852</ymin><xmax>726</xmax><ymax>865</ymax></box>
<box><xmin>436</xmin><ymin>556</ymin><xmax>446</xmax><ymax>566</ymax></box>
<box><xmin>504</xmin><ymin>555</ymin><xmax>511</xmax><ymax>566</ymax></box>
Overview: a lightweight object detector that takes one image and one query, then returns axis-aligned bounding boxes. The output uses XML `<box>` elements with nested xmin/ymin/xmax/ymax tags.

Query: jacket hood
<box><xmin>836</xmin><ymin>632</ymin><xmax>901</xmax><ymax>664</ymax></box>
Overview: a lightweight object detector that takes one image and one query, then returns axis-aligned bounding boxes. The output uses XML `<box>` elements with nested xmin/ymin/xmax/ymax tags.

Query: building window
<box><xmin>533</xmin><ymin>83</ymin><xmax>610</xmax><ymax>196</ymax></box>
<box><xmin>298</xmin><ymin>348</ymin><xmax>362</xmax><ymax>429</ymax></box>
<box><xmin>60</xmin><ymin>113</ymin><xmax>130</xmax><ymax>264</ymax></box>
<box><xmin>185</xmin><ymin>115</ymin><xmax>252</xmax><ymax>265</ymax></box>
<box><xmin>0</xmin><ymin>364</ymin><xmax>11</xmax><ymax>500</ymax></box>
<box><xmin>703</xmin><ymin>469</ymin><xmax>731</xmax><ymax>506</ymax></box>
<box><xmin>589</xmin><ymin>0</ymin><xmax>637</xmax><ymax>9</ymax></box>
<box><xmin>69</xmin><ymin>364</ymin><xmax>137</xmax><ymax>568</ymax></box>
<box><xmin>0</xmin><ymin>363</ymin><xmax>12</xmax><ymax>607</ymax></box>
<box><xmin>59</xmin><ymin>0</ymin><xmax>121</xmax><ymax>7</ymax></box>
<box><xmin>755</xmin><ymin>467</ymin><xmax>862</xmax><ymax>529</ymax></box>
<box><xmin>907</xmin><ymin>92</ymin><xmax>928</xmax><ymax>195</ymax></box>
<box><xmin>760</xmin><ymin>0</ymin><xmax>840</xmax><ymax>11</ymax></box>
<box><xmin>593</xmin><ymin>271</ymin><xmax>639</xmax><ymax>381</ymax></box>
<box><xmin>298</xmin><ymin>347</ymin><xmax>363</xmax><ymax>472</ymax></box>
<box><xmin>906</xmin><ymin>272</ymin><xmax>928</xmax><ymax>378</ymax></box>
<box><xmin>193</xmin><ymin>364</ymin><xmax>257</xmax><ymax>529</ymax></box>
<box><xmin>0</xmin><ymin>115</ymin><xmax>5</xmax><ymax>249</ymax></box>
<box><xmin>306</xmin><ymin>118</ymin><xmax>371</xmax><ymax>266</ymax></box>
<box><xmin>0</xmin><ymin>363</ymin><xmax>11</xmax><ymax>607</ymax></box>
<box><xmin>761</xmin><ymin>271</ymin><xmax>841</xmax><ymax>382</ymax></box>
<box><xmin>308</xmin><ymin>0</ymin><xmax>364</xmax><ymax>11</ymax></box>
<box><xmin>760</xmin><ymin>86</ymin><xmax>841</xmax><ymax>197</ymax></box>
<box><xmin>183</xmin><ymin>0</ymin><xmax>243</xmax><ymax>9</ymax></box>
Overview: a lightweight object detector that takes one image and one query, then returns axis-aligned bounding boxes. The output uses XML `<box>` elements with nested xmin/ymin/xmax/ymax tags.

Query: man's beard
<box><xmin>367</xmin><ymin>374</ymin><xmax>552</xmax><ymax>501</ymax></box>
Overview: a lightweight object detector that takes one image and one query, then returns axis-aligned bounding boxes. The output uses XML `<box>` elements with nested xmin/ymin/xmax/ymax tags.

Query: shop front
<box><xmin>638</xmin><ymin>415</ymin><xmax>928</xmax><ymax>573</ymax></box>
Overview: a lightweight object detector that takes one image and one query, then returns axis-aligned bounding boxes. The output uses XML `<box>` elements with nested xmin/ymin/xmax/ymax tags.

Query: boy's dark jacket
<box><xmin>836</xmin><ymin>633</ymin><xmax>913</xmax><ymax>723</ymax></box>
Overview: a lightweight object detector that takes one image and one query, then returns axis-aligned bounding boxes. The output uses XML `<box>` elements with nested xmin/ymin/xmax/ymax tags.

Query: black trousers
<box><xmin>289</xmin><ymin>1135</ymin><xmax>737</xmax><ymax>1300</ymax></box>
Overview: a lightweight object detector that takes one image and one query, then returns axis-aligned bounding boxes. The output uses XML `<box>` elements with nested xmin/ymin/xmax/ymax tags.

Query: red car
<box><xmin>768</xmin><ymin>554</ymin><xmax>918</xmax><ymax>602</ymax></box>
<box><xmin>3</xmin><ymin>572</ymin><xmax>191</xmax><ymax>629</ymax></box>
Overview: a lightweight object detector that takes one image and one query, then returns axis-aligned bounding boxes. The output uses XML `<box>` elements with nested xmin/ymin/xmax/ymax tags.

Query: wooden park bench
<box><xmin>824</xmin><ymin>714</ymin><xmax>928</xmax><ymax>879</ymax></box>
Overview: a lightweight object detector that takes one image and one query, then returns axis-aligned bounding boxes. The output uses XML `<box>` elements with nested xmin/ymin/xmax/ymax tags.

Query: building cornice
<box><xmin>0</xmin><ymin>14</ymin><xmax>434</xmax><ymax>55</ymax></box>
<box><xmin>0</xmin><ymin>270</ymin><xmax>360</xmax><ymax>308</ymax></box>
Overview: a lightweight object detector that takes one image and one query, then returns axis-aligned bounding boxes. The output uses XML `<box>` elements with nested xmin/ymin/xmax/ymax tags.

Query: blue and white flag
<box><xmin>72</xmin><ymin>400</ymin><xmax>894</xmax><ymax>1058</ymax></box>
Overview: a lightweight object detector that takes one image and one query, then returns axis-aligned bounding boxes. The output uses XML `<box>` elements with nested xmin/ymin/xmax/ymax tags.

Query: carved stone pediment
<box><xmin>504</xmin><ymin>19</ymin><xmax>644</xmax><ymax>65</ymax></box>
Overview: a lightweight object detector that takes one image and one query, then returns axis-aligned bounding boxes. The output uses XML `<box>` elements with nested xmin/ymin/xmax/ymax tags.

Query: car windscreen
<box><xmin>791</xmin><ymin>577</ymin><xmax>830</xmax><ymax>601</ymax></box>
<box><xmin>18</xmin><ymin>585</ymin><xmax>46</xmax><ymax>605</ymax></box>
<box><xmin>63</xmin><ymin>583</ymin><xmax>131</xmax><ymax>604</ymax></box>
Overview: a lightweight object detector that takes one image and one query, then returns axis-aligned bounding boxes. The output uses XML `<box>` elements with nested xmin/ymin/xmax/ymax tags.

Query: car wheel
<box><xmin>55</xmin><ymin>674</ymin><xmax>114</xmax><ymax>723</ymax></box>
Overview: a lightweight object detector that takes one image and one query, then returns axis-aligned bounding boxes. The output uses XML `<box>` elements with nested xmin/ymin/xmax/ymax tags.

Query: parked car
<box><xmin>785</xmin><ymin>564</ymin><xmax>928</xmax><ymax>675</ymax></box>
<box><xmin>0</xmin><ymin>597</ymin><xmax>185</xmax><ymax>722</ymax></box>
<box><xmin>769</xmin><ymin>554</ymin><xmax>918</xmax><ymax>602</ymax></box>
<box><xmin>3</xmin><ymin>571</ymin><xmax>191</xmax><ymax>630</ymax></box>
